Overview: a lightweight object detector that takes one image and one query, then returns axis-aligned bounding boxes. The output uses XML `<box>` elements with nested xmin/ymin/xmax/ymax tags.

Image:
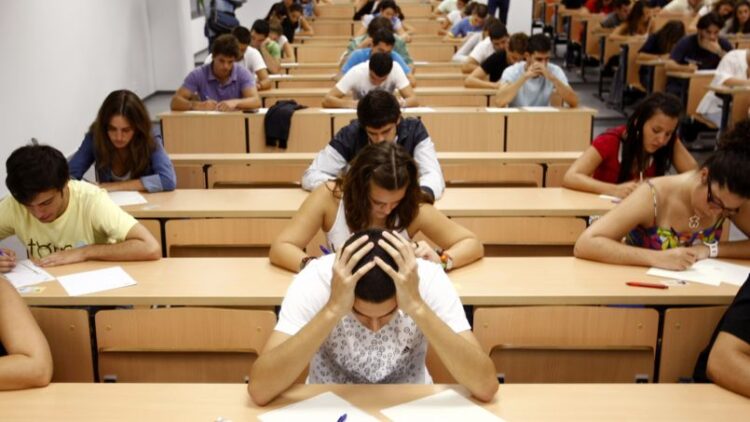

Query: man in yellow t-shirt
<box><xmin>0</xmin><ymin>145</ymin><xmax>161</xmax><ymax>272</ymax></box>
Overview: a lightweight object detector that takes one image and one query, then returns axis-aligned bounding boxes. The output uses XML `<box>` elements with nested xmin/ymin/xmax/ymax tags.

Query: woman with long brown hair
<box><xmin>270</xmin><ymin>142</ymin><xmax>483</xmax><ymax>272</ymax></box>
<box><xmin>69</xmin><ymin>89</ymin><xmax>176</xmax><ymax>192</ymax></box>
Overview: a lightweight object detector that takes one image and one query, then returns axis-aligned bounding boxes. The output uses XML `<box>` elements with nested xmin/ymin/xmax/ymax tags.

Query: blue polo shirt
<box><xmin>342</xmin><ymin>48</ymin><xmax>411</xmax><ymax>74</ymax></box>
<box><xmin>181</xmin><ymin>62</ymin><xmax>255</xmax><ymax>102</ymax></box>
<box><xmin>451</xmin><ymin>17</ymin><xmax>483</xmax><ymax>37</ymax></box>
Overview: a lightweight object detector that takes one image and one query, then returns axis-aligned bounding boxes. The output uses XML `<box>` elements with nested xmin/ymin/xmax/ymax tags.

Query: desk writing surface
<box><xmin>120</xmin><ymin>188</ymin><xmax>614</xmax><ymax>219</ymax></box>
<box><xmin>1</xmin><ymin>383</ymin><xmax>748</xmax><ymax>421</ymax></box>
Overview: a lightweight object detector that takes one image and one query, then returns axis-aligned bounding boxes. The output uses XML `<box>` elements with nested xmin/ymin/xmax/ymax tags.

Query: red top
<box><xmin>585</xmin><ymin>0</ymin><xmax>614</xmax><ymax>13</ymax></box>
<box><xmin>592</xmin><ymin>125</ymin><xmax>658</xmax><ymax>184</ymax></box>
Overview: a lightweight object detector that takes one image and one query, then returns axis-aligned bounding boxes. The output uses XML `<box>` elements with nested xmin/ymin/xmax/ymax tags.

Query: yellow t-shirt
<box><xmin>0</xmin><ymin>180</ymin><xmax>138</xmax><ymax>259</ymax></box>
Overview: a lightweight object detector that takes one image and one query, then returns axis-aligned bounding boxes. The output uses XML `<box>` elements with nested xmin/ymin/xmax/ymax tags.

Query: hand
<box><xmin>656</xmin><ymin>247</ymin><xmax>700</xmax><ymax>271</ymax></box>
<box><xmin>698</xmin><ymin>37</ymin><xmax>722</xmax><ymax>55</ymax></box>
<box><xmin>375</xmin><ymin>231</ymin><xmax>424</xmax><ymax>316</ymax></box>
<box><xmin>687</xmin><ymin>244</ymin><xmax>711</xmax><ymax>261</ymax></box>
<box><xmin>194</xmin><ymin>100</ymin><xmax>218</xmax><ymax>111</ymax></box>
<box><xmin>608</xmin><ymin>181</ymin><xmax>638</xmax><ymax>199</ymax></box>
<box><xmin>524</xmin><ymin>62</ymin><xmax>545</xmax><ymax>80</ymax></box>
<box><xmin>0</xmin><ymin>248</ymin><xmax>17</xmax><ymax>273</ymax></box>
<box><xmin>412</xmin><ymin>241</ymin><xmax>440</xmax><ymax>264</ymax></box>
<box><xmin>39</xmin><ymin>248</ymin><xmax>88</xmax><ymax>268</ymax></box>
<box><xmin>217</xmin><ymin>99</ymin><xmax>239</xmax><ymax>111</ymax></box>
<box><xmin>326</xmin><ymin>235</ymin><xmax>375</xmax><ymax>318</ymax></box>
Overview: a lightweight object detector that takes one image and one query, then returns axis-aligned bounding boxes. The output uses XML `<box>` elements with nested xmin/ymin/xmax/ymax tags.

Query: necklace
<box><xmin>688</xmin><ymin>214</ymin><xmax>701</xmax><ymax>230</ymax></box>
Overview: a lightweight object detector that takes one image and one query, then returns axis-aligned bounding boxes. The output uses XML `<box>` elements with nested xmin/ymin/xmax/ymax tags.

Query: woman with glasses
<box><xmin>574</xmin><ymin>120</ymin><xmax>750</xmax><ymax>270</ymax></box>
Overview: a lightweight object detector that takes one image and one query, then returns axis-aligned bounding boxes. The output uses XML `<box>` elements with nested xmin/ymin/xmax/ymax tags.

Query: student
<box><xmin>448</xmin><ymin>2</ymin><xmax>488</xmax><ymax>38</ymax></box>
<box><xmin>722</xmin><ymin>1</ymin><xmax>750</xmax><ymax>35</ymax></box>
<box><xmin>663</xmin><ymin>0</ymin><xmax>705</xmax><ymax>14</ymax></box>
<box><xmin>270</xmin><ymin>142</ymin><xmax>484</xmax><ymax>272</ymax></box>
<box><xmin>0</xmin><ymin>278</ymin><xmax>52</xmax><ymax>390</ymax></box>
<box><xmin>434</xmin><ymin>0</ymin><xmax>459</xmax><ymax>17</ymax></box>
<box><xmin>359</xmin><ymin>0</ymin><xmax>409</xmax><ymax>40</ymax></box>
<box><xmin>323</xmin><ymin>52</ymin><xmax>418</xmax><ymax>108</ymax></box>
<box><xmin>341</xmin><ymin>28</ymin><xmax>414</xmax><ymax>86</ymax></box>
<box><xmin>600</xmin><ymin>0</ymin><xmax>632</xmax><ymax>29</ymax></box>
<box><xmin>697</xmin><ymin>49</ymin><xmax>750</xmax><ymax>128</ymax></box>
<box><xmin>268</xmin><ymin>21</ymin><xmax>294</xmax><ymax>62</ymax></box>
<box><xmin>251</xmin><ymin>229</ymin><xmax>498</xmax><ymax>405</ymax></box>
<box><xmin>283</xmin><ymin>3</ymin><xmax>314</xmax><ymax>42</ymax></box>
<box><xmin>563</xmin><ymin>93</ymin><xmax>697</xmax><ymax>198</ymax></box>
<box><xmin>612</xmin><ymin>0</ymin><xmax>652</xmax><ymax>36</ymax></box>
<box><xmin>0</xmin><ymin>144</ymin><xmax>161</xmax><ymax>269</ymax></box>
<box><xmin>637</xmin><ymin>20</ymin><xmax>685</xmax><ymax>88</ymax></box>
<box><xmin>345</xmin><ymin>16</ymin><xmax>413</xmax><ymax>67</ymax></box>
<box><xmin>303</xmin><ymin>90</ymin><xmax>444</xmax><ymax>201</ymax></box>
<box><xmin>68</xmin><ymin>90</ymin><xmax>177</xmax><ymax>193</ymax></box>
<box><xmin>693</xmin><ymin>272</ymin><xmax>750</xmax><ymax>398</ymax></box>
<box><xmin>495</xmin><ymin>34</ymin><xmax>579</xmax><ymax>107</ymax></box>
<box><xmin>574</xmin><ymin>123</ymin><xmax>750</xmax><ymax>270</ymax></box>
<box><xmin>170</xmin><ymin>34</ymin><xmax>261</xmax><ymax>112</ymax></box>
<box><xmin>203</xmin><ymin>25</ymin><xmax>272</xmax><ymax>91</ymax></box>
<box><xmin>465</xmin><ymin>32</ymin><xmax>527</xmax><ymax>88</ymax></box>
<box><xmin>461</xmin><ymin>20</ymin><xmax>509</xmax><ymax>74</ymax></box>
<box><xmin>439</xmin><ymin>0</ymin><xmax>470</xmax><ymax>35</ymax></box>
<box><xmin>249</xmin><ymin>20</ymin><xmax>282</xmax><ymax>78</ymax></box>
<box><xmin>665</xmin><ymin>13</ymin><xmax>733</xmax><ymax>95</ymax></box>
<box><xmin>452</xmin><ymin>16</ymin><xmax>498</xmax><ymax>65</ymax></box>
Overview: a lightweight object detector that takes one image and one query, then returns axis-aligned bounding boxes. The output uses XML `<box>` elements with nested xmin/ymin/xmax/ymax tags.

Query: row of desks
<box><xmin>293</xmin><ymin>42</ymin><xmax>457</xmax><ymax>62</ymax></box>
<box><xmin>268</xmin><ymin>72</ymin><xmax>466</xmax><ymax>88</ymax></box>
<box><xmin>259</xmin><ymin>86</ymin><xmax>498</xmax><ymax>107</ymax></box>
<box><xmin>281</xmin><ymin>60</ymin><xmax>463</xmax><ymax>74</ymax></box>
<box><xmin>2</xmin><ymin>383</ymin><xmax>748</xmax><ymax>420</ymax></box>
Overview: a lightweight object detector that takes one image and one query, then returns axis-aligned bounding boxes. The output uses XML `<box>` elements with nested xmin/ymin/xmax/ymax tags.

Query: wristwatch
<box><xmin>703</xmin><ymin>241</ymin><xmax>719</xmax><ymax>258</ymax></box>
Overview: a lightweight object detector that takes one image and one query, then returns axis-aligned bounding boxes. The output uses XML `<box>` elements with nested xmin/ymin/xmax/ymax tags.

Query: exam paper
<box><xmin>486</xmin><ymin>107</ymin><xmax>519</xmax><ymax>113</ymax></box>
<box><xmin>380</xmin><ymin>389</ymin><xmax>503</xmax><ymax>421</ymax></box>
<box><xmin>108</xmin><ymin>191</ymin><xmax>147</xmax><ymax>207</ymax></box>
<box><xmin>56</xmin><ymin>266</ymin><xmax>137</xmax><ymax>296</ymax></box>
<box><xmin>2</xmin><ymin>260</ymin><xmax>54</xmax><ymax>288</ymax></box>
<box><xmin>521</xmin><ymin>106</ymin><xmax>559</xmax><ymax>112</ymax></box>
<box><xmin>403</xmin><ymin>107</ymin><xmax>435</xmax><ymax>113</ymax></box>
<box><xmin>258</xmin><ymin>392</ymin><xmax>377</xmax><ymax>422</ymax></box>
<box><xmin>320</xmin><ymin>108</ymin><xmax>357</xmax><ymax>114</ymax></box>
<box><xmin>647</xmin><ymin>259</ymin><xmax>750</xmax><ymax>286</ymax></box>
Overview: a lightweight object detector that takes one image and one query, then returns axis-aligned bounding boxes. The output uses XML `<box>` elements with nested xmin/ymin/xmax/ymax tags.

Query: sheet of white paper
<box><xmin>283</xmin><ymin>63</ymin><xmax>299</xmax><ymax>67</ymax></box>
<box><xmin>522</xmin><ymin>106</ymin><xmax>559</xmax><ymax>112</ymax></box>
<box><xmin>413</xmin><ymin>61</ymin><xmax>430</xmax><ymax>65</ymax></box>
<box><xmin>268</xmin><ymin>74</ymin><xmax>292</xmax><ymax>79</ymax></box>
<box><xmin>108</xmin><ymin>191</ymin><xmax>147</xmax><ymax>207</ymax></box>
<box><xmin>695</xmin><ymin>69</ymin><xmax>715</xmax><ymax>75</ymax></box>
<box><xmin>403</xmin><ymin>107</ymin><xmax>435</xmax><ymax>113</ymax></box>
<box><xmin>486</xmin><ymin>107</ymin><xmax>519</xmax><ymax>113</ymax></box>
<box><xmin>598</xmin><ymin>194</ymin><xmax>622</xmax><ymax>203</ymax></box>
<box><xmin>380</xmin><ymin>389</ymin><xmax>503</xmax><ymax>422</ymax></box>
<box><xmin>2</xmin><ymin>260</ymin><xmax>54</xmax><ymax>288</ymax></box>
<box><xmin>320</xmin><ymin>108</ymin><xmax>357</xmax><ymax>114</ymax></box>
<box><xmin>258</xmin><ymin>392</ymin><xmax>378</xmax><ymax>422</ymax></box>
<box><xmin>56</xmin><ymin>266</ymin><xmax>137</xmax><ymax>296</ymax></box>
<box><xmin>181</xmin><ymin>110</ymin><xmax>224</xmax><ymax>115</ymax></box>
<box><xmin>256</xmin><ymin>108</ymin><xmax>269</xmax><ymax>115</ymax></box>
<box><xmin>647</xmin><ymin>259</ymin><xmax>750</xmax><ymax>286</ymax></box>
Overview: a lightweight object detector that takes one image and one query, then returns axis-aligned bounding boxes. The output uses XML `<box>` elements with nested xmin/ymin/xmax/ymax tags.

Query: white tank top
<box><xmin>326</xmin><ymin>198</ymin><xmax>410</xmax><ymax>252</ymax></box>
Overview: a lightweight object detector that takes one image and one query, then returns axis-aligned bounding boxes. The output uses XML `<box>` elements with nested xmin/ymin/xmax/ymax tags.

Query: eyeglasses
<box><xmin>706</xmin><ymin>176</ymin><xmax>741</xmax><ymax>216</ymax></box>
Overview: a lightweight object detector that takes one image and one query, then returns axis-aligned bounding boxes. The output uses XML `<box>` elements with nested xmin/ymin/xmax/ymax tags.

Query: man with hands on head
<box><xmin>248</xmin><ymin>229</ymin><xmax>498</xmax><ymax>406</ymax></box>
<box><xmin>0</xmin><ymin>144</ymin><xmax>161</xmax><ymax>272</ymax></box>
<box><xmin>495</xmin><ymin>34</ymin><xmax>579</xmax><ymax>108</ymax></box>
<box><xmin>171</xmin><ymin>34</ymin><xmax>261</xmax><ymax>112</ymax></box>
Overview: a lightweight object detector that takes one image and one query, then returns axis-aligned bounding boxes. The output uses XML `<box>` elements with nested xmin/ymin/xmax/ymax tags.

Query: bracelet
<box><xmin>703</xmin><ymin>241</ymin><xmax>719</xmax><ymax>258</ymax></box>
<box><xmin>439</xmin><ymin>251</ymin><xmax>453</xmax><ymax>272</ymax></box>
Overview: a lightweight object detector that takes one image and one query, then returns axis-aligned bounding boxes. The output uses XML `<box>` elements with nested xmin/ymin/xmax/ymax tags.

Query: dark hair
<box><xmin>488</xmin><ymin>21</ymin><xmax>509</xmax><ymax>40</ymax></box>
<box><xmin>251</xmin><ymin>19</ymin><xmax>270</xmax><ymax>37</ymax></box>
<box><xmin>729</xmin><ymin>1</ymin><xmax>750</xmax><ymax>34</ymax></box>
<box><xmin>232</xmin><ymin>26</ymin><xmax>252</xmax><ymax>45</ymax></box>
<box><xmin>377</xmin><ymin>0</ymin><xmax>398</xmax><ymax>14</ymax></box>
<box><xmin>289</xmin><ymin>3</ymin><xmax>304</xmax><ymax>14</ymax></box>
<box><xmin>654</xmin><ymin>20</ymin><xmax>686</xmax><ymax>53</ymax></box>
<box><xmin>6</xmin><ymin>145</ymin><xmax>69</xmax><ymax>205</ymax></box>
<box><xmin>357</xmin><ymin>90</ymin><xmax>401</xmax><ymax>129</ymax></box>
<box><xmin>369</xmin><ymin>52</ymin><xmax>394</xmax><ymax>77</ymax></box>
<box><xmin>473</xmin><ymin>3</ymin><xmax>489</xmax><ymax>18</ymax></box>
<box><xmin>366</xmin><ymin>16</ymin><xmax>394</xmax><ymax>36</ymax></box>
<box><xmin>372</xmin><ymin>27</ymin><xmax>396</xmax><ymax>46</ymax></box>
<box><xmin>705</xmin><ymin>119</ymin><xmax>750</xmax><ymax>198</ymax></box>
<box><xmin>623</xmin><ymin>1</ymin><xmax>648</xmax><ymax>36</ymax></box>
<box><xmin>344</xmin><ymin>229</ymin><xmax>398</xmax><ymax>303</ymax></box>
<box><xmin>713</xmin><ymin>0</ymin><xmax>735</xmax><ymax>21</ymax></box>
<box><xmin>612</xmin><ymin>0</ymin><xmax>631</xmax><ymax>8</ymax></box>
<box><xmin>508</xmin><ymin>32</ymin><xmax>530</xmax><ymax>53</ymax></box>
<box><xmin>697</xmin><ymin>12</ymin><xmax>724</xmax><ymax>30</ymax></box>
<box><xmin>463</xmin><ymin>1</ymin><xmax>477</xmax><ymax>15</ymax></box>
<box><xmin>211</xmin><ymin>34</ymin><xmax>240</xmax><ymax>58</ymax></box>
<box><xmin>617</xmin><ymin>92</ymin><xmax>682</xmax><ymax>183</ymax></box>
<box><xmin>265</xmin><ymin>3</ymin><xmax>288</xmax><ymax>21</ymax></box>
<box><xmin>89</xmin><ymin>90</ymin><xmax>156</xmax><ymax>182</ymax></box>
<box><xmin>526</xmin><ymin>33</ymin><xmax>552</xmax><ymax>54</ymax></box>
<box><xmin>334</xmin><ymin>142</ymin><xmax>422</xmax><ymax>233</ymax></box>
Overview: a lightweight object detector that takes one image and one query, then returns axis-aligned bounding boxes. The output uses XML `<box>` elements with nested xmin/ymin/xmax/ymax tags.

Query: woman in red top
<box><xmin>563</xmin><ymin>92</ymin><xmax>697</xmax><ymax>198</ymax></box>
<box><xmin>585</xmin><ymin>0</ymin><xmax>615</xmax><ymax>14</ymax></box>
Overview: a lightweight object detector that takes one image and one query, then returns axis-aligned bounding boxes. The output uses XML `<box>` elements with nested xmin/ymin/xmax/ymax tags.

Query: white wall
<box><xmin>148</xmin><ymin>0</ymin><xmax>195</xmax><ymax>90</ymax></box>
<box><xmin>505</xmin><ymin>0</ymin><xmax>533</xmax><ymax>35</ymax></box>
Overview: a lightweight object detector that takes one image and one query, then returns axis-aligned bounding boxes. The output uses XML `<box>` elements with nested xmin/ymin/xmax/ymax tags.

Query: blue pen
<box><xmin>319</xmin><ymin>245</ymin><xmax>331</xmax><ymax>255</ymax></box>
<box><xmin>336</xmin><ymin>414</ymin><xmax>347</xmax><ymax>422</ymax></box>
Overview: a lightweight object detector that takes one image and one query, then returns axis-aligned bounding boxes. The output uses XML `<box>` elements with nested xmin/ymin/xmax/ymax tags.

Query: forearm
<box><xmin>0</xmin><ymin>355</ymin><xmax>52</xmax><ymax>390</ymax></box>
<box><xmin>323</xmin><ymin>95</ymin><xmax>357</xmax><ymax>108</ymax></box>
<box><xmin>553</xmin><ymin>80</ymin><xmax>578</xmax><ymax>107</ymax></box>
<box><xmin>495</xmin><ymin>78</ymin><xmax>527</xmax><ymax>107</ymax></box>
<box><xmin>269</xmin><ymin>241</ymin><xmax>307</xmax><ymax>272</ymax></box>
<box><xmin>249</xmin><ymin>308</ymin><xmax>341</xmax><ymax>405</ymax></box>
<box><xmin>261</xmin><ymin>50</ymin><xmax>282</xmax><ymax>74</ymax></box>
<box><xmin>562</xmin><ymin>173</ymin><xmax>619</xmax><ymax>196</ymax></box>
<box><xmin>461</xmin><ymin>61</ymin><xmax>479</xmax><ymax>74</ymax></box>
<box><xmin>80</xmin><ymin>238</ymin><xmax>161</xmax><ymax>262</ymax></box>
<box><xmin>410</xmin><ymin>306</ymin><xmax>498</xmax><ymax>402</ymax></box>
<box><xmin>465</xmin><ymin>76</ymin><xmax>498</xmax><ymax>89</ymax></box>
<box><xmin>443</xmin><ymin>237</ymin><xmax>483</xmax><ymax>269</ymax></box>
<box><xmin>257</xmin><ymin>78</ymin><xmax>273</xmax><ymax>91</ymax></box>
<box><xmin>403</xmin><ymin>94</ymin><xmax>419</xmax><ymax>107</ymax></box>
<box><xmin>99</xmin><ymin>179</ymin><xmax>146</xmax><ymax>192</ymax></box>
<box><xmin>170</xmin><ymin>95</ymin><xmax>193</xmax><ymax>111</ymax></box>
<box><xmin>717</xmin><ymin>240</ymin><xmax>750</xmax><ymax>259</ymax></box>
<box><xmin>574</xmin><ymin>235</ymin><xmax>658</xmax><ymax>267</ymax></box>
<box><xmin>722</xmin><ymin>78</ymin><xmax>750</xmax><ymax>88</ymax></box>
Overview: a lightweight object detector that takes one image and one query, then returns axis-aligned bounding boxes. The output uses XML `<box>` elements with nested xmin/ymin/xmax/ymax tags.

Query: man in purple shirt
<box><xmin>171</xmin><ymin>34</ymin><xmax>261</xmax><ymax>111</ymax></box>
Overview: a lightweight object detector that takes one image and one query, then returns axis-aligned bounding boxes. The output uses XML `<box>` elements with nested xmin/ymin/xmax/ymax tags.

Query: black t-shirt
<box><xmin>669</xmin><ymin>34</ymin><xmax>733</xmax><ymax>70</ymax></box>
<box><xmin>480</xmin><ymin>51</ymin><xmax>510</xmax><ymax>83</ymax></box>
<box><xmin>694</xmin><ymin>274</ymin><xmax>750</xmax><ymax>382</ymax></box>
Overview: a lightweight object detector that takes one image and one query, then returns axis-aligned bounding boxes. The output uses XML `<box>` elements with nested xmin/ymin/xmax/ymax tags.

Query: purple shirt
<box><xmin>181</xmin><ymin>62</ymin><xmax>255</xmax><ymax>102</ymax></box>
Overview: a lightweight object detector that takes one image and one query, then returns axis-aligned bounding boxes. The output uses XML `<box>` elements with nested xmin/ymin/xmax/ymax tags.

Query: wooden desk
<box><xmin>707</xmin><ymin>85</ymin><xmax>750</xmax><ymax>137</ymax></box>
<box><xmin>18</xmin><ymin>257</ymin><xmax>743</xmax><ymax>307</ymax></box>
<box><xmin>667</xmin><ymin>70</ymin><xmax>715</xmax><ymax>122</ymax></box>
<box><xmin>505</xmin><ymin>107</ymin><xmax>596</xmax><ymax>151</ymax></box>
<box><xmin>2</xmin><ymin>383</ymin><xmax>749</xmax><ymax>421</ymax></box>
<box><xmin>294</xmin><ymin>42</ymin><xmax>456</xmax><ymax>63</ymax></box>
<box><xmin>259</xmin><ymin>87</ymin><xmax>497</xmax><ymax>107</ymax></box>
<box><xmin>269</xmin><ymin>72</ymin><xmax>465</xmax><ymax>89</ymax></box>
<box><xmin>636</xmin><ymin>58</ymin><xmax>667</xmax><ymax>94</ymax></box>
<box><xmin>281</xmin><ymin>61</ymin><xmax>463</xmax><ymax>75</ymax></box>
<box><xmin>159</xmin><ymin>111</ymin><xmax>247</xmax><ymax>153</ymax></box>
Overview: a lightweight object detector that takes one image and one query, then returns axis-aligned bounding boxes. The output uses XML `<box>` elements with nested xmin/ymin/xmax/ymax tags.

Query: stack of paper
<box><xmin>108</xmin><ymin>191</ymin><xmax>147</xmax><ymax>207</ymax></box>
<box><xmin>2</xmin><ymin>260</ymin><xmax>54</xmax><ymax>288</ymax></box>
<box><xmin>647</xmin><ymin>259</ymin><xmax>750</xmax><ymax>286</ymax></box>
<box><xmin>380</xmin><ymin>389</ymin><xmax>502</xmax><ymax>421</ymax></box>
<box><xmin>259</xmin><ymin>392</ymin><xmax>377</xmax><ymax>422</ymax></box>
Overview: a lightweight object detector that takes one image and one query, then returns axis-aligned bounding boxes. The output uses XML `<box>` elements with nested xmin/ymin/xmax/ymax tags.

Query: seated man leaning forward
<box><xmin>495</xmin><ymin>33</ymin><xmax>579</xmax><ymax>108</ymax></box>
<box><xmin>248</xmin><ymin>229</ymin><xmax>499</xmax><ymax>405</ymax></box>
<box><xmin>303</xmin><ymin>90</ymin><xmax>445</xmax><ymax>201</ymax></box>
<box><xmin>170</xmin><ymin>34</ymin><xmax>261</xmax><ymax>112</ymax></box>
<box><xmin>323</xmin><ymin>52</ymin><xmax>418</xmax><ymax>109</ymax></box>
<box><xmin>0</xmin><ymin>144</ymin><xmax>161</xmax><ymax>272</ymax></box>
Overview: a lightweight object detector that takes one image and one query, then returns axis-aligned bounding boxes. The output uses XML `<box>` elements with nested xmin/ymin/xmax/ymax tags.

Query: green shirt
<box><xmin>265</xmin><ymin>41</ymin><xmax>281</xmax><ymax>59</ymax></box>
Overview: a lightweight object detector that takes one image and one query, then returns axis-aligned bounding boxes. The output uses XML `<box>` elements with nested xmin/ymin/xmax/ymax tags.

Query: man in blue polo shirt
<box><xmin>448</xmin><ymin>2</ymin><xmax>488</xmax><ymax>38</ymax></box>
<box><xmin>171</xmin><ymin>34</ymin><xmax>261</xmax><ymax>112</ymax></box>
<box><xmin>341</xmin><ymin>28</ymin><xmax>416</xmax><ymax>87</ymax></box>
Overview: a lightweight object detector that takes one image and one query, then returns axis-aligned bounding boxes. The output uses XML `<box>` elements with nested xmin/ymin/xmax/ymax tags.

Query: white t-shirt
<box><xmin>663</xmin><ymin>0</ymin><xmax>705</xmax><ymax>13</ymax></box>
<box><xmin>335</xmin><ymin>61</ymin><xmax>411</xmax><ymax>100</ymax></box>
<box><xmin>452</xmin><ymin>31</ymin><xmax>483</xmax><ymax>62</ymax></box>
<box><xmin>698</xmin><ymin>49</ymin><xmax>748</xmax><ymax>117</ymax></box>
<box><xmin>437</xmin><ymin>0</ymin><xmax>458</xmax><ymax>14</ymax></box>
<box><xmin>275</xmin><ymin>254</ymin><xmax>471</xmax><ymax>384</ymax></box>
<box><xmin>447</xmin><ymin>10</ymin><xmax>463</xmax><ymax>26</ymax></box>
<box><xmin>204</xmin><ymin>48</ymin><xmax>267</xmax><ymax>74</ymax></box>
<box><xmin>469</xmin><ymin>37</ymin><xmax>496</xmax><ymax>64</ymax></box>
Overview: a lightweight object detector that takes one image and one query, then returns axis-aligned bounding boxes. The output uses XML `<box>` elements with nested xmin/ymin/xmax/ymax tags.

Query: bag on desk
<box><xmin>264</xmin><ymin>100</ymin><xmax>307</xmax><ymax>149</ymax></box>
